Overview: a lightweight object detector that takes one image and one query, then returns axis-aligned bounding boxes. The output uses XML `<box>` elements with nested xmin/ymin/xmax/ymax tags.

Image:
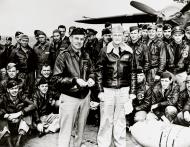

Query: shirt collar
<box><xmin>106</xmin><ymin>41</ymin><xmax>133</xmax><ymax>54</ymax></box>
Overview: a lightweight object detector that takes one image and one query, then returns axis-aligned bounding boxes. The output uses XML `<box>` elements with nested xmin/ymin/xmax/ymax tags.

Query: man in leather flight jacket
<box><xmin>53</xmin><ymin>28</ymin><xmax>95</xmax><ymax>147</ymax></box>
<box><xmin>95</xmin><ymin>25</ymin><xmax>137</xmax><ymax>147</ymax></box>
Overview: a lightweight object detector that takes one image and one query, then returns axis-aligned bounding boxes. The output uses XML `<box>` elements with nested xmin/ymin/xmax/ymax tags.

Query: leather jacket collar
<box><xmin>106</xmin><ymin>41</ymin><xmax>133</xmax><ymax>54</ymax></box>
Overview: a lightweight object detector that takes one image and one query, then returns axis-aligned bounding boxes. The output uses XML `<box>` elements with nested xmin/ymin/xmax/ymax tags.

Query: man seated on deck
<box><xmin>145</xmin><ymin>72</ymin><xmax>180</xmax><ymax>123</ymax></box>
<box><xmin>33</xmin><ymin>77</ymin><xmax>60</xmax><ymax>136</ymax></box>
<box><xmin>126</xmin><ymin>67</ymin><xmax>149</xmax><ymax>126</ymax></box>
<box><xmin>0</xmin><ymin>80</ymin><xmax>35</xmax><ymax>147</ymax></box>
<box><xmin>174</xmin><ymin>75</ymin><xmax>190</xmax><ymax>126</ymax></box>
<box><xmin>0</xmin><ymin>62</ymin><xmax>28</xmax><ymax>95</ymax></box>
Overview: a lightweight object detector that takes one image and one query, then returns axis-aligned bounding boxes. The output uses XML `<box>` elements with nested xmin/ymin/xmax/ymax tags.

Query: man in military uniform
<box><xmin>126</xmin><ymin>67</ymin><xmax>149</xmax><ymax>126</ymax></box>
<box><xmin>13</xmin><ymin>31</ymin><xmax>23</xmax><ymax>49</ymax></box>
<box><xmin>4</xmin><ymin>37</ymin><xmax>14</xmax><ymax>60</ymax></box>
<box><xmin>53</xmin><ymin>28</ymin><xmax>95</xmax><ymax>147</ymax></box>
<box><xmin>49</xmin><ymin>29</ymin><xmax>63</xmax><ymax>69</ymax></box>
<box><xmin>10</xmin><ymin>35</ymin><xmax>37</xmax><ymax>97</ymax></box>
<box><xmin>0</xmin><ymin>80</ymin><xmax>35</xmax><ymax>147</ymax></box>
<box><xmin>141</xmin><ymin>24</ymin><xmax>149</xmax><ymax>44</ymax></box>
<box><xmin>185</xmin><ymin>22</ymin><xmax>190</xmax><ymax>46</ymax></box>
<box><xmin>68</xmin><ymin>26</ymin><xmax>76</xmax><ymax>36</ymax></box>
<box><xmin>33</xmin><ymin>31</ymin><xmax>51</xmax><ymax>78</ymax></box>
<box><xmin>96</xmin><ymin>25</ymin><xmax>136</xmax><ymax>147</ymax></box>
<box><xmin>156</xmin><ymin>24</ymin><xmax>164</xmax><ymax>40</ymax></box>
<box><xmin>175</xmin><ymin>75</ymin><xmax>190</xmax><ymax>126</ymax></box>
<box><xmin>146</xmin><ymin>24</ymin><xmax>166</xmax><ymax>85</ymax></box>
<box><xmin>166</xmin><ymin>26</ymin><xmax>190</xmax><ymax>91</ymax></box>
<box><xmin>58</xmin><ymin>25</ymin><xmax>70</xmax><ymax>50</ymax></box>
<box><xmin>94</xmin><ymin>28</ymin><xmax>112</xmax><ymax>63</ymax></box>
<box><xmin>145</xmin><ymin>72</ymin><xmax>180</xmax><ymax>123</ymax></box>
<box><xmin>163</xmin><ymin>24</ymin><xmax>172</xmax><ymax>45</ymax></box>
<box><xmin>128</xmin><ymin>26</ymin><xmax>149</xmax><ymax>73</ymax></box>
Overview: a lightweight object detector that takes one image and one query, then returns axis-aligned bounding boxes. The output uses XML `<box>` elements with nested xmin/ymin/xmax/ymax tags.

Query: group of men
<box><xmin>0</xmin><ymin>21</ymin><xmax>190</xmax><ymax>147</ymax></box>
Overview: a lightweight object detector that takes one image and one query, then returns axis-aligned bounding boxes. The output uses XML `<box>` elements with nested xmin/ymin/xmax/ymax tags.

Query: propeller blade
<box><xmin>180</xmin><ymin>1</ymin><xmax>190</xmax><ymax>14</ymax></box>
<box><xmin>130</xmin><ymin>1</ymin><xmax>158</xmax><ymax>16</ymax></box>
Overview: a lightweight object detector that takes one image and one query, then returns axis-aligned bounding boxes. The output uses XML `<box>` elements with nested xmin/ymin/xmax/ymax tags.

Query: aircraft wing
<box><xmin>75</xmin><ymin>13</ymin><xmax>157</xmax><ymax>24</ymax></box>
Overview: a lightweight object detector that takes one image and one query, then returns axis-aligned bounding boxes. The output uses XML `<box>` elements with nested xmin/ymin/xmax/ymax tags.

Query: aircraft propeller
<box><xmin>130</xmin><ymin>0</ymin><xmax>190</xmax><ymax>25</ymax></box>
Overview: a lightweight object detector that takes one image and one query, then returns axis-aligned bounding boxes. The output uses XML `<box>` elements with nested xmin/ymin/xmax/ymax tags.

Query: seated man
<box><xmin>33</xmin><ymin>77</ymin><xmax>60</xmax><ymax>135</ymax></box>
<box><xmin>126</xmin><ymin>67</ymin><xmax>149</xmax><ymax>126</ymax></box>
<box><xmin>175</xmin><ymin>75</ymin><xmax>190</xmax><ymax>126</ymax></box>
<box><xmin>35</xmin><ymin>63</ymin><xmax>60</xmax><ymax>109</ymax></box>
<box><xmin>145</xmin><ymin>72</ymin><xmax>180</xmax><ymax>123</ymax></box>
<box><xmin>35</xmin><ymin>63</ymin><xmax>52</xmax><ymax>88</ymax></box>
<box><xmin>0</xmin><ymin>80</ymin><xmax>35</xmax><ymax>147</ymax></box>
<box><xmin>0</xmin><ymin>62</ymin><xmax>28</xmax><ymax>95</ymax></box>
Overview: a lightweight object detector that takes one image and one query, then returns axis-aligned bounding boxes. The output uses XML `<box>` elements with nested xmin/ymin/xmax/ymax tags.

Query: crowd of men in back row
<box><xmin>1</xmin><ymin>22</ymin><xmax>190</xmax><ymax>147</ymax></box>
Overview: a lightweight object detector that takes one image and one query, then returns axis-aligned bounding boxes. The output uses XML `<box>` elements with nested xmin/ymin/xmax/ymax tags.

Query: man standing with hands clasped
<box><xmin>95</xmin><ymin>25</ymin><xmax>137</xmax><ymax>147</ymax></box>
<box><xmin>53</xmin><ymin>28</ymin><xmax>95</xmax><ymax>147</ymax></box>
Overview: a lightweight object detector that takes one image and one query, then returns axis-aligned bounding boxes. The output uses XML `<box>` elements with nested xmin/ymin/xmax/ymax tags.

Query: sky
<box><xmin>0</xmin><ymin>0</ymin><xmax>182</xmax><ymax>37</ymax></box>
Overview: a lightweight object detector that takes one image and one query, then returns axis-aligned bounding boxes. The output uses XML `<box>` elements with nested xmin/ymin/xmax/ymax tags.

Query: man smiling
<box><xmin>53</xmin><ymin>28</ymin><xmax>95</xmax><ymax>147</ymax></box>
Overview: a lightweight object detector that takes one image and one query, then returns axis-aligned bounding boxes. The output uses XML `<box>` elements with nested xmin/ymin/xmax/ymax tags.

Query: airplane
<box><xmin>75</xmin><ymin>0</ymin><xmax>190</xmax><ymax>26</ymax></box>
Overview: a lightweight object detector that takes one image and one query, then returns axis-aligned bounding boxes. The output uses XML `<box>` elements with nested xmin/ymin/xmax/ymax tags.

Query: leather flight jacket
<box><xmin>95</xmin><ymin>42</ymin><xmax>137</xmax><ymax>94</ymax></box>
<box><xmin>53</xmin><ymin>45</ymin><xmax>95</xmax><ymax>99</ymax></box>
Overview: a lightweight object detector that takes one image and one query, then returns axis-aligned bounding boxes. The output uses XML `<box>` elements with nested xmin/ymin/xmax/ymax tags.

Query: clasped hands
<box><xmin>76</xmin><ymin>78</ymin><xmax>95</xmax><ymax>88</ymax></box>
<box><xmin>4</xmin><ymin>111</ymin><xmax>23</xmax><ymax>123</ymax></box>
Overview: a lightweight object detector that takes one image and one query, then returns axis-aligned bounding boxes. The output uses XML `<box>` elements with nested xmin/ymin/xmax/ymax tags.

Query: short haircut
<box><xmin>53</xmin><ymin>29</ymin><xmax>61</xmax><ymax>35</ymax></box>
<box><xmin>105</xmin><ymin>22</ymin><xmax>112</xmax><ymax>28</ymax></box>
<box><xmin>41</xmin><ymin>63</ymin><xmax>51</xmax><ymax>71</ymax></box>
<box><xmin>6</xmin><ymin>63</ymin><xmax>17</xmax><ymax>70</ymax></box>
<box><xmin>58</xmin><ymin>25</ymin><xmax>66</xmax><ymax>30</ymax></box>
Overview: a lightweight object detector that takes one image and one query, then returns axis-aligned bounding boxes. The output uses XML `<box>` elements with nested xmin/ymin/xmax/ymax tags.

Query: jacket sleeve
<box><xmin>183</xmin><ymin>99</ymin><xmax>190</xmax><ymax>113</ymax></box>
<box><xmin>95</xmin><ymin>48</ymin><xmax>105</xmax><ymax>93</ymax></box>
<box><xmin>53</xmin><ymin>53</ymin><xmax>77</xmax><ymax>88</ymax></box>
<box><xmin>158</xmin><ymin>84</ymin><xmax>180</xmax><ymax>107</ymax></box>
<box><xmin>21</xmin><ymin>95</ymin><xmax>36</xmax><ymax>115</ymax></box>
<box><xmin>142</xmin><ymin>44</ymin><xmax>149</xmax><ymax>72</ymax></box>
<box><xmin>32</xmin><ymin>93</ymin><xmax>42</xmax><ymax>124</ymax></box>
<box><xmin>156</xmin><ymin>42</ymin><xmax>166</xmax><ymax>76</ymax></box>
<box><xmin>135</xmin><ymin>87</ymin><xmax>152</xmax><ymax>111</ymax></box>
<box><xmin>130</xmin><ymin>53</ymin><xmax>137</xmax><ymax>95</ymax></box>
<box><xmin>87</xmin><ymin>57</ymin><xmax>95</xmax><ymax>81</ymax></box>
<box><xmin>184</xmin><ymin>45</ymin><xmax>190</xmax><ymax>74</ymax></box>
<box><xmin>0</xmin><ymin>96</ymin><xmax>6</xmax><ymax>118</ymax></box>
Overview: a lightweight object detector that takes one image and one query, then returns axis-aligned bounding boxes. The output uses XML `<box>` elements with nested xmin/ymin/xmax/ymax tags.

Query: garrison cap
<box><xmin>136</xmin><ymin>67</ymin><xmax>144</xmax><ymax>74</ymax></box>
<box><xmin>6</xmin><ymin>37</ymin><xmax>12</xmax><ymax>41</ymax></box>
<box><xmin>20</xmin><ymin>34</ymin><xmax>29</xmax><ymax>40</ymax></box>
<box><xmin>70</xmin><ymin>28</ymin><xmax>86</xmax><ymax>36</ymax></box>
<box><xmin>129</xmin><ymin>26</ymin><xmax>139</xmax><ymax>32</ymax></box>
<box><xmin>147</xmin><ymin>24</ymin><xmax>157</xmax><ymax>30</ymax></box>
<box><xmin>36</xmin><ymin>77</ymin><xmax>49</xmax><ymax>86</ymax></box>
<box><xmin>142</xmin><ymin>24</ymin><xmax>148</xmax><ymax>30</ymax></box>
<box><xmin>102</xmin><ymin>28</ymin><xmax>111</xmax><ymax>36</ymax></box>
<box><xmin>15</xmin><ymin>31</ymin><xmax>23</xmax><ymax>37</ymax></box>
<box><xmin>86</xmin><ymin>28</ymin><xmax>98</xmax><ymax>35</ymax></box>
<box><xmin>34</xmin><ymin>30</ymin><xmax>41</xmax><ymax>37</ymax></box>
<box><xmin>6</xmin><ymin>63</ymin><xmax>17</xmax><ymax>70</ymax></box>
<box><xmin>163</xmin><ymin>24</ymin><xmax>172</xmax><ymax>31</ymax></box>
<box><xmin>7</xmin><ymin>80</ymin><xmax>18</xmax><ymax>89</ymax></box>
<box><xmin>105</xmin><ymin>22</ymin><xmax>112</xmax><ymax>28</ymax></box>
<box><xmin>160</xmin><ymin>72</ymin><xmax>172</xmax><ymax>80</ymax></box>
<box><xmin>157</xmin><ymin>24</ymin><xmax>163</xmax><ymax>28</ymax></box>
<box><xmin>172</xmin><ymin>26</ymin><xmax>185</xmax><ymax>34</ymax></box>
<box><xmin>38</xmin><ymin>31</ymin><xmax>46</xmax><ymax>37</ymax></box>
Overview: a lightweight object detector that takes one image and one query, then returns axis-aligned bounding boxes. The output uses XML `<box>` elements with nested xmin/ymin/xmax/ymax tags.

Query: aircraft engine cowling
<box><xmin>130</xmin><ymin>120</ymin><xmax>190</xmax><ymax>147</ymax></box>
